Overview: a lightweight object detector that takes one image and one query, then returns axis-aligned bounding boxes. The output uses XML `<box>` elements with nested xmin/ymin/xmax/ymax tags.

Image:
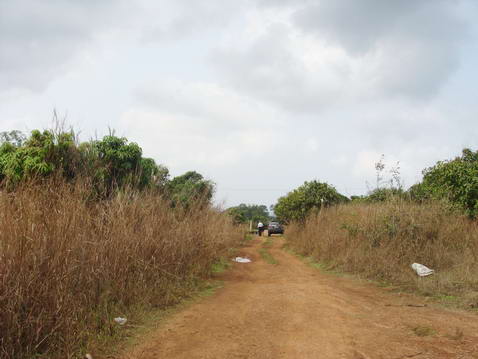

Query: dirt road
<box><xmin>123</xmin><ymin>237</ymin><xmax>478</xmax><ymax>359</ymax></box>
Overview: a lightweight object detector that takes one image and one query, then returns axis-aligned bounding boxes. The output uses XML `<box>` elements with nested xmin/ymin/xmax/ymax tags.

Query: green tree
<box><xmin>226</xmin><ymin>204</ymin><xmax>270</xmax><ymax>224</ymax></box>
<box><xmin>274</xmin><ymin>180</ymin><xmax>348</xmax><ymax>223</ymax></box>
<box><xmin>0</xmin><ymin>130</ymin><xmax>26</xmax><ymax>147</ymax></box>
<box><xmin>227</xmin><ymin>207</ymin><xmax>246</xmax><ymax>224</ymax></box>
<box><xmin>421</xmin><ymin>148</ymin><xmax>478</xmax><ymax>216</ymax></box>
<box><xmin>0</xmin><ymin>129</ymin><xmax>77</xmax><ymax>186</ymax></box>
<box><xmin>406</xmin><ymin>182</ymin><xmax>429</xmax><ymax>203</ymax></box>
<box><xmin>167</xmin><ymin>171</ymin><xmax>214</xmax><ymax>208</ymax></box>
<box><xmin>0</xmin><ymin>130</ymin><xmax>169</xmax><ymax>196</ymax></box>
<box><xmin>364</xmin><ymin>187</ymin><xmax>403</xmax><ymax>202</ymax></box>
<box><xmin>92</xmin><ymin>135</ymin><xmax>143</xmax><ymax>195</ymax></box>
<box><xmin>138</xmin><ymin>158</ymin><xmax>169</xmax><ymax>190</ymax></box>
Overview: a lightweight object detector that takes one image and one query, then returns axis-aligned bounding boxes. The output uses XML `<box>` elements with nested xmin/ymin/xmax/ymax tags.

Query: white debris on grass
<box><xmin>234</xmin><ymin>257</ymin><xmax>251</xmax><ymax>263</ymax></box>
<box><xmin>114</xmin><ymin>317</ymin><xmax>127</xmax><ymax>325</ymax></box>
<box><xmin>411</xmin><ymin>263</ymin><xmax>434</xmax><ymax>277</ymax></box>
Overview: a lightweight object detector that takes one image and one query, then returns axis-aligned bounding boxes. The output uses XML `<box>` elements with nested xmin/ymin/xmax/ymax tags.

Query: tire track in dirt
<box><xmin>122</xmin><ymin>237</ymin><xmax>478</xmax><ymax>359</ymax></box>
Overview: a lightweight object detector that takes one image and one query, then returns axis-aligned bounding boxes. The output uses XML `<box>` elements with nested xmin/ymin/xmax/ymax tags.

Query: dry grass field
<box><xmin>0</xmin><ymin>180</ymin><xmax>242</xmax><ymax>358</ymax></box>
<box><xmin>286</xmin><ymin>201</ymin><xmax>478</xmax><ymax>307</ymax></box>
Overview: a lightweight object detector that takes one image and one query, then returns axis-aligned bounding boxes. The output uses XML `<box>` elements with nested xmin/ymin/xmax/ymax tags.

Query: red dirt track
<box><xmin>123</xmin><ymin>237</ymin><xmax>478</xmax><ymax>359</ymax></box>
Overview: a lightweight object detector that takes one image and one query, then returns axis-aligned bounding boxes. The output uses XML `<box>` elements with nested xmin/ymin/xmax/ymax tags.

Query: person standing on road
<box><xmin>257</xmin><ymin>221</ymin><xmax>264</xmax><ymax>236</ymax></box>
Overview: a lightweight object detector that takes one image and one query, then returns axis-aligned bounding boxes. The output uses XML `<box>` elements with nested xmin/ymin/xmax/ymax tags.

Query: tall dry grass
<box><xmin>286</xmin><ymin>201</ymin><xmax>478</xmax><ymax>305</ymax></box>
<box><xmin>0</xmin><ymin>180</ymin><xmax>242</xmax><ymax>358</ymax></box>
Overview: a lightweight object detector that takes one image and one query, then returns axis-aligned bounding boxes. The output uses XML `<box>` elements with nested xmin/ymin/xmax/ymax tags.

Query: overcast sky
<box><xmin>1</xmin><ymin>0</ymin><xmax>477</xmax><ymax>208</ymax></box>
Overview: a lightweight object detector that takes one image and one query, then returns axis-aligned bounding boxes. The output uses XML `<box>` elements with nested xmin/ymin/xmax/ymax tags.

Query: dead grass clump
<box><xmin>446</xmin><ymin>328</ymin><xmax>464</xmax><ymax>341</ymax></box>
<box><xmin>412</xmin><ymin>325</ymin><xmax>437</xmax><ymax>337</ymax></box>
<box><xmin>0</xmin><ymin>180</ymin><xmax>242</xmax><ymax>358</ymax></box>
<box><xmin>286</xmin><ymin>201</ymin><xmax>478</xmax><ymax>301</ymax></box>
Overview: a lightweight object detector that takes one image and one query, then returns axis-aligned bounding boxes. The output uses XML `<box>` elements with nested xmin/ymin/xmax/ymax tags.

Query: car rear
<box><xmin>267</xmin><ymin>222</ymin><xmax>284</xmax><ymax>236</ymax></box>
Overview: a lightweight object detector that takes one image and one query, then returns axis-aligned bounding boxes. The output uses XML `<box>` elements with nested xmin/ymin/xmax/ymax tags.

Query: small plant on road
<box><xmin>412</xmin><ymin>325</ymin><xmax>437</xmax><ymax>337</ymax></box>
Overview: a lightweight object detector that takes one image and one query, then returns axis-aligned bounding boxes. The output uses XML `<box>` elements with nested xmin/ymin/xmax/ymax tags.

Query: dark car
<box><xmin>267</xmin><ymin>221</ymin><xmax>284</xmax><ymax>236</ymax></box>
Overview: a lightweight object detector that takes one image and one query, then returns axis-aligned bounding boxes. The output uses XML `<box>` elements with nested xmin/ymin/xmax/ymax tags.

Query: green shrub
<box><xmin>166</xmin><ymin>171</ymin><xmax>215</xmax><ymax>208</ymax></box>
<box><xmin>274</xmin><ymin>180</ymin><xmax>348</xmax><ymax>223</ymax></box>
<box><xmin>0</xmin><ymin>129</ymin><xmax>77</xmax><ymax>186</ymax></box>
<box><xmin>0</xmin><ymin>129</ymin><xmax>169</xmax><ymax>198</ymax></box>
<box><xmin>421</xmin><ymin>148</ymin><xmax>478</xmax><ymax>217</ymax></box>
<box><xmin>226</xmin><ymin>204</ymin><xmax>270</xmax><ymax>224</ymax></box>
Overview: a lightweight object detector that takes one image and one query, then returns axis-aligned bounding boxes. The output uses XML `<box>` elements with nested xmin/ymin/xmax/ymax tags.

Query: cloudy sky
<box><xmin>1</xmin><ymin>0</ymin><xmax>477</xmax><ymax>207</ymax></box>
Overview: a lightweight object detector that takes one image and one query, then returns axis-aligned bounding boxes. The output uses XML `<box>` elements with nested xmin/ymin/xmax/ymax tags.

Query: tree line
<box><xmin>0</xmin><ymin>129</ymin><xmax>213</xmax><ymax>207</ymax></box>
<box><xmin>239</xmin><ymin>148</ymin><xmax>478</xmax><ymax>224</ymax></box>
<box><xmin>5</xmin><ymin>129</ymin><xmax>473</xmax><ymax>221</ymax></box>
<box><xmin>226</xmin><ymin>203</ymin><xmax>271</xmax><ymax>225</ymax></box>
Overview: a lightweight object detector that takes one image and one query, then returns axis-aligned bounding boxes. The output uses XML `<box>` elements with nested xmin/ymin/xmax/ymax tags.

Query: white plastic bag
<box><xmin>411</xmin><ymin>263</ymin><xmax>434</xmax><ymax>277</ymax></box>
<box><xmin>233</xmin><ymin>257</ymin><xmax>251</xmax><ymax>263</ymax></box>
<box><xmin>114</xmin><ymin>317</ymin><xmax>127</xmax><ymax>325</ymax></box>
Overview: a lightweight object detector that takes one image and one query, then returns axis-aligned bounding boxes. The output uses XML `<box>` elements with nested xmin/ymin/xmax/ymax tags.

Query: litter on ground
<box><xmin>411</xmin><ymin>263</ymin><xmax>434</xmax><ymax>277</ymax></box>
<box><xmin>234</xmin><ymin>257</ymin><xmax>251</xmax><ymax>263</ymax></box>
<box><xmin>114</xmin><ymin>317</ymin><xmax>128</xmax><ymax>325</ymax></box>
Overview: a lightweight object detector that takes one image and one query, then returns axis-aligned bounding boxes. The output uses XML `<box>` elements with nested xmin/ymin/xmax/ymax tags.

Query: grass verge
<box><xmin>259</xmin><ymin>238</ymin><xmax>278</xmax><ymax>264</ymax></box>
<box><xmin>285</xmin><ymin>201</ymin><xmax>478</xmax><ymax>311</ymax></box>
<box><xmin>244</xmin><ymin>233</ymin><xmax>254</xmax><ymax>241</ymax></box>
<box><xmin>91</xmin><ymin>278</ymin><xmax>226</xmax><ymax>358</ymax></box>
<box><xmin>211</xmin><ymin>256</ymin><xmax>233</xmax><ymax>274</ymax></box>
<box><xmin>284</xmin><ymin>238</ymin><xmax>478</xmax><ymax>311</ymax></box>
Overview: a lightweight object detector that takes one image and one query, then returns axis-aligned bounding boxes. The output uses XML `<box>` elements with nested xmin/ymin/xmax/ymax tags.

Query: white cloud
<box><xmin>293</xmin><ymin>1</ymin><xmax>419</xmax><ymax>54</ymax></box>
<box><xmin>120</xmin><ymin>80</ymin><xmax>285</xmax><ymax>171</ymax></box>
<box><xmin>293</xmin><ymin>0</ymin><xmax>468</xmax><ymax>98</ymax></box>
<box><xmin>139</xmin><ymin>1</ymin><xmax>245</xmax><ymax>43</ymax></box>
<box><xmin>0</xmin><ymin>1</ymin><xmax>132</xmax><ymax>93</ymax></box>
<box><xmin>212</xmin><ymin>0</ymin><xmax>469</xmax><ymax>116</ymax></box>
<box><xmin>304</xmin><ymin>138</ymin><xmax>319</xmax><ymax>153</ymax></box>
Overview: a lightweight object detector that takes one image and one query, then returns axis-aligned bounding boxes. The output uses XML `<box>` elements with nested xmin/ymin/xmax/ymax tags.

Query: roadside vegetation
<box><xmin>259</xmin><ymin>237</ymin><xmax>278</xmax><ymax>264</ymax></box>
<box><xmin>226</xmin><ymin>203</ymin><xmax>271</xmax><ymax>225</ymax></box>
<box><xmin>0</xmin><ymin>128</ymin><xmax>242</xmax><ymax>359</ymax></box>
<box><xmin>282</xmin><ymin>150</ymin><xmax>478</xmax><ymax>309</ymax></box>
<box><xmin>274</xmin><ymin>180</ymin><xmax>349</xmax><ymax>224</ymax></box>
